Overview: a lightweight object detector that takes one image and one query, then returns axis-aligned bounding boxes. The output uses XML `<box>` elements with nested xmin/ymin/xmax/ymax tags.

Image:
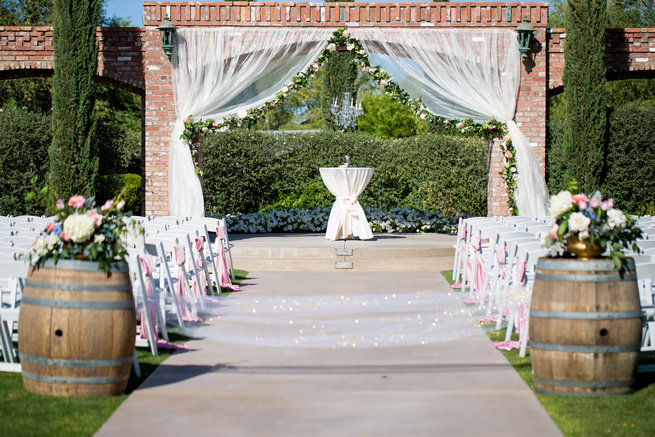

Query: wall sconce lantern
<box><xmin>157</xmin><ymin>16</ymin><xmax>176</xmax><ymax>60</ymax></box>
<box><xmin>516</xmin><ymin>17</ymin><xmax>535</xmax><ymax>59</ymax></box>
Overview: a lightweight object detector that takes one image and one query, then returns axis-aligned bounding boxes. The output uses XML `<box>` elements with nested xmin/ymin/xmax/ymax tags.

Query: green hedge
<box><xmin>0</xmin><ymin>107</ymin><xmax>51</xmax><ymax>215</ymax></box>
<box><xmin>548</xmin><ymin>101</ymin><xmax>655</xmax><ymax>214</ymax></box>
<box><xmin>0</xmin><ymin>107</ymin><xmax>141</xmax><ymax>215</ymax></box>
<box><xmin>202</xmin><ymin>130</ymin><xmax>488</xmax><ymax>218</ymax></box>
<box><xmin>95</xmin><ymin>173</ymin><xmax>142</xmax><ymax>216</ymax></box>
<box><xmin>603</xmin><ymin>102</ymin><xmax>655</xmax><ymax>214</ymax></box>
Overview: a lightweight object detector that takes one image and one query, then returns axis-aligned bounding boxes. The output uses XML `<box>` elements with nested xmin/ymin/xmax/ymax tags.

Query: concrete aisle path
<box><xmin>96</xmin><ymin>271</ymin><xmax>562</xmax><ymax>437</ymax></box>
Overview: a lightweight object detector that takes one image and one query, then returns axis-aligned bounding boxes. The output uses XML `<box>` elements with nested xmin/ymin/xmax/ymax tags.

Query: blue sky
<box><xmin>104</xmin><ymin>1</ymin><xmax>544</xmax><ymax>27</ymax></box>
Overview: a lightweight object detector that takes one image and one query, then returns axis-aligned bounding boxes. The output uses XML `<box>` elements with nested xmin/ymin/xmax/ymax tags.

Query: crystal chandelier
<box><xmin>330</xmin><ymin>91</ymin><xmax>363</xmax><ymax>131</ymax></box>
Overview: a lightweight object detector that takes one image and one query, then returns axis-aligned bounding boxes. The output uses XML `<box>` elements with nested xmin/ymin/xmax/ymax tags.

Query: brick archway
<box><xmin>1</xmin><ymin>2</ymin><xmax>654</xmax><ymax>217</ymax></box>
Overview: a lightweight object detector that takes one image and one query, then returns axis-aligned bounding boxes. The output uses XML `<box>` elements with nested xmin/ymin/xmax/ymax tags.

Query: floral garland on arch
<box><xmin>180</xmin><ymin>26</ymin><xmax>519</xmax><ymax>213</ymax></box>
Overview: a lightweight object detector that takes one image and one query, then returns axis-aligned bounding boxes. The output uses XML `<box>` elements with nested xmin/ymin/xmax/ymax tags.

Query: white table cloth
<box><xmin>320</xmin><ymin>167</ymin><xmax>374</xmax><ymax>241</ymax></box>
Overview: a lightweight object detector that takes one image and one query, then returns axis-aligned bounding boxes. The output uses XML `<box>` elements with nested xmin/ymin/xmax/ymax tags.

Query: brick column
<box><xmin>143</xmin><ymin>27</ymin><xmax>176</xmax><ymax>217</ymax></box>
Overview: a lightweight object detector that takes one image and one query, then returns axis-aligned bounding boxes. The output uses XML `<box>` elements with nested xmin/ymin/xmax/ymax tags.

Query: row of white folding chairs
<box><xmin>0</xmin><ymin>259</ymin><xmax>27</xmax><ymax>372</ymax></box>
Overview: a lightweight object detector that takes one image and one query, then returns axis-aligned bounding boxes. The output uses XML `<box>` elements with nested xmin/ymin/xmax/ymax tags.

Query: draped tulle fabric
<box><xmin>170</xmin><ymin>28</ymin><xmax>333</xmax><ymax>217</ymax></box>
<box><xmin>349</xmin><ymin>28</ymin><xmax>549</xmax><ymax>216</ymax></box>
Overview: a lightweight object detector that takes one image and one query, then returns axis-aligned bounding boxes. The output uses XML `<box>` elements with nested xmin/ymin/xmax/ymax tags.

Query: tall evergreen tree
<box><xmin>562</xmin><ymin>0</ymin><xmax>608</xmax><ymax>192</ymax></box>
<box><xmin>320</xmin><ymin>50</ymin><xmax>358</xmax><ymax>131</ymax></box>
<box><xmin>49</xmin><ymin>0</ymin><xmax>101</xmax><ymax>199</ymax></box>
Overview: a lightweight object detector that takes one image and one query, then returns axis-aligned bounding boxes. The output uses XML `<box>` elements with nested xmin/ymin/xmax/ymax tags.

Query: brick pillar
<box><xmin>143</xmin><ymin>27</ymin><xmax>176</xmax><ymax>217</ymax></box>
<box><xmin>487</xmin><ymin>22</ymin><xmax>548</xmax><ymax>217</ymax></box>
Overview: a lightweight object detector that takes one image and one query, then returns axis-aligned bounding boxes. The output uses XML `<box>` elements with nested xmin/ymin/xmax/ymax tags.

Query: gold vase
<box><xmin>566</xmin><ymin>235</ymin><xmax>604</xmax><ymax>259</ymax></box>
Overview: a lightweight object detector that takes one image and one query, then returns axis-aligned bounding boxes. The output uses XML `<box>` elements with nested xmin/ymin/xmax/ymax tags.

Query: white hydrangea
<box><xmin>568</xmin><ymin>212</ymin><xmax>591</xmax><ymax>233</ymax></box>
<box><xmin>607</xmin><ymin>208</ymin><xmax>626</xmax><ymax>229</ymax></box>
<box><xmin>63</xmin><ymin>213</ymin><xmax>96</xmax><ymax>243</ymax></box>
<box><xmin>549</xmin><ymin>190</ymin><xmax>573</xmax><ymax>218</ymax></box>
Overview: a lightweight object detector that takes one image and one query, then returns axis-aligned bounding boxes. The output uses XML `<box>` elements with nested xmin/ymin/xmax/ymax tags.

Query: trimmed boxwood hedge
<box><xmin>201</xmin><ymin>130</ymin><xmax>489</xmax><ymax>218</ymax></box>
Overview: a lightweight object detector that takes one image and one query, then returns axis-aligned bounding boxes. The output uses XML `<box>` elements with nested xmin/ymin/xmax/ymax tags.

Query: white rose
<box><xmin>568</xmin><ymin>212</ymin><xmax>591</xmax><ymax>233</ymax></box>
<box><xmin>326</xmin><ymin>43</ymin><xmax>336</xmax><ymax>52</ymax></box>
<box><xmin>607</xmin><ymin>208</ymin><xmax>626</xmax><ymax>229</ymax></box>
<box><xmin>45</xmin><ymin>234</ymin><xmax>61</xmax><ymax>250</ymax></box>
<box><xmin>94</xmin><ymin>234</ymin><xmax>106</xmax><ymax>244</ymax></box>
<box><xmin>282</xmin><ymin>86</ymin><xmax>289</xmax><ymax>93</ymax></box>
<box><xmin>549</xmin><ymin>190</ymin><xmax>573</xmax><ymax>219</ymax></box>
<box><xmin>346</xmin><ymin>43</ymin><xmax>355</xmax><ymax>51</ymax></box>
<box><xmin>237</xmin><ymin>109</ymin><xmax>248</xmax><ymax>119</ymax></box>
<box><xmin>342</xmin><ymin>29</ymin><xmax>350</xmax><ymax>38</ymax></box>
<box><xmin>380</xmin><ymin>79</ymin><xmax>388</xmax><ymax>86</ymax></box>
<box><xmin>63</xmin><ymin>214</ymin><xmax>96</xmax><ymax>243</ymax></box>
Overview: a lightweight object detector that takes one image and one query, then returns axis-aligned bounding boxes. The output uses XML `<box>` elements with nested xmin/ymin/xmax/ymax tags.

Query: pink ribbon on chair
<box><xmin>493</xmin><ymin>303</ymin><xmax>528</xmax><ymax>351</ymax></box>
<box><xmin>174</xmin><ymin>244</ymin><xmax>202</xmax><ymax>323</ymax></box>
<box><xmin>451</xmin><ymin>224</ymin><xmax>468</xmax><ymax>289</ymax></box>
<box><xmin>193</xmin><ymin>237</ymin><xmax>208</xmax><ymax>296</ymax></box>
<box><xmin>139</xmin><ymin>255</ymin><xmax>188</xmax><ymax>350</ymax></box>
<box><xmin>463</xmin><ymin>234</ymin><xmax>485</xmax><ymax>304</ymax></box>
<box><xmin>216</xmin><ymin>229</ymin><xmax>239</xmax><ymax>292</ymax></box>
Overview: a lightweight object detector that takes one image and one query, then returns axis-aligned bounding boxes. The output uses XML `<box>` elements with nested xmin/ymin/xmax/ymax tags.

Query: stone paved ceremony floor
<box><xmin>96</xmin><ymin>236</ymin><xmax>562</xmax><ymax>437</ymax></box>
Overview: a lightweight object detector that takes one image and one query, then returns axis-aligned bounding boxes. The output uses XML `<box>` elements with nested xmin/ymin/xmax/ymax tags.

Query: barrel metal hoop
<box><xmin>42</xmin><ymin>259</ymin><xmax>129</xmax><ymax>272</ymax></box>
<box><xmin>21</xmin><ymin>296</ymin><xmax>134</xmax><ymax>309</ymax></box>
<box><xmin>535</xmin><ymin>272</ymin><xmax>636</xmax><ymax>282</ymax></box>
<box><xmin>19</xmin><ymin>352</ymin><xmax>133</xmax><ymax>368</ymax></box>
<box><xmin>534</xmin><ymin>377</ymin><xmax>633</xmax><ymax>389</ymax></box>
<box><xmin>22</xmin><ymin>371</ymin><xmax>129</xmax><ymax>385</ymax></box>
<box><xmin>530</xmin><ymin>310</ymin><xmax>643</xmax><ymax>320</ymax></box>
<box><xmin>537</xmin><ymin>258</ymin><xmax>635</xmax><ymax>272</ymax></box>
<box><xmin>24</xmin><ymin>281</ymin><xmax>131</xmax><ymax>292</ymax></box>
<box><xmin>535</xmin><ymin>387</ymin><xmax>632</xmax><ymax>397</ymax></box>
<box><xmin>530</xmin><ymin>341</ymin><xmax>640</xmax><ymax>353</ymax></box>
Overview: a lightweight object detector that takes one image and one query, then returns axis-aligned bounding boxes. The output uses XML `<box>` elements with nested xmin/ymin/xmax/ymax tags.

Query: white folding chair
<box><xmin>132</xmin><ymin>253</ymin><xmax>170</xmax><ymax>356</ymax></box>
<box><xmin>637</xmin><ymin>262</ymin><xmax>655</xmax><ymax>351</ymax></box>
<box><xmin>0</xmin><ymin>260</ymin><xmax>27</xmax><ymax>372</ymax></box>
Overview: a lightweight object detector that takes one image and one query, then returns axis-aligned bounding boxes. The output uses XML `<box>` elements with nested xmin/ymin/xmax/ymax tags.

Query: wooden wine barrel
<box><xmin>18</xmin><ymin>259</ymin><xmax>136</xmax><ymax>397</ymax></box>
<box><xmin>529</xmin><ymin>257</ymin><xmax>641</xmax><ymax>396</ymax></box>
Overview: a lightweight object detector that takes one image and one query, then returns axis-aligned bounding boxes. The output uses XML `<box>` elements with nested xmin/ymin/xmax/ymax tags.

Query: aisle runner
<box><xmin>184</xmin><ymin>291</ymin><xmax>480</xmax><ymax>348</ymax></box>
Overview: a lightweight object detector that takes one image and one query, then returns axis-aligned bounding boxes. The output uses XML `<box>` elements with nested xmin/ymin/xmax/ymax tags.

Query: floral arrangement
<box><xmin>543</xmin><ymin>182</ymin><xmax>642</xmax><ymax>269</ymax></box>
<box><xmin>223</xmin><ymin>206</ymin><xmax>461</xmax><ymax>235</ymax></box>
<box><xmin>26</xmin><ymin>195</ymin><xmax>142</xmax><ymax>273</ymax></box>
<box><xmin>497</xmin><ymin>134</ymin><xmax>518</xmax><ymax>216</ymax></box>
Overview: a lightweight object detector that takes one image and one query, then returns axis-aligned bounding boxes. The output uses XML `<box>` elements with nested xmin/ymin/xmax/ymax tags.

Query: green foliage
<box><xmin>320</xmin><ymin>50</ymin><xmax>358</xmax><ymax>131</ymax></box>
<box><xmin>0</xmin><ymin>0</ymin><xmax>52</xmax><ymax>25</ymax></box>
<box><xmin>261</xmin><ymin>183</ymin><xmax>333</xmax><ymax>212</ymax></box>
<box><xmin>49</xmin><ymin>0</ymin><xmax>102</xmax><ymax>200</ymax></box>
<box><xmin>357</xmin><ymin>93</ymin><xmax>420</xmax><ymax>139</ymax></box>
<box><xmin>0</xmin><ymin>107</ymin><xmax>51</xmax><ymax>215</ymax></box>
<box><xmin>603</xmin><ymin>101</ymin><xmax>655</xmax><ymax>214</ymax></box>
<box><xmin>202</xmin><ymin>130</ymin><xmax>488</xmax><ymax>218</ymax></box>
<box><xmin>95</xmin><ymin>173</ymin><xmax>142</xmax><ymax>215</ymax></box>
<box><xmin>562</xmin><ymin>0</ymin><xmax>608</xmax><ymax>193</ymax></box>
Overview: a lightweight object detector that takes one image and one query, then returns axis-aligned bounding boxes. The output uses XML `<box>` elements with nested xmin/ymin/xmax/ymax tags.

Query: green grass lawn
<box><xmin>0</xmin><ymin>269</ymin><xmax>248</xmax><ymax>437</ymax></box>
<box><xmin>445</xmin><ymin>270</ymin><xmax>655</xmax><ymax>436</ymax></box>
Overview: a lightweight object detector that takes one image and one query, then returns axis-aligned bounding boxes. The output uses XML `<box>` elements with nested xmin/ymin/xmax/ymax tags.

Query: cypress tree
<box><xmin>49</xmin><ymin>0</ymin><xmax>101</xmax><ymax>199</ymax></box>
<box><xmin>562</xmin><ymin>0</ymin><xmax>607</xmax><ymax>192</ymax></box>
<box><xmin>320</xmin><ymin>50</ymin><xmax>358</xmax><ymax>131</ymax></box>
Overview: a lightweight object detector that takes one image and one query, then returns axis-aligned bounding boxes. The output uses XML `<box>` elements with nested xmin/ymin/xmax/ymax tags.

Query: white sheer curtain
<box><xmin>350</xmin><ymin>28</ymin><xmax>548</xmax><ymax>217</ymax></box>
<box><xmin>169</xmin><ymin>28</ymin><xmax>332</xmax><ymax>217</ymax></box>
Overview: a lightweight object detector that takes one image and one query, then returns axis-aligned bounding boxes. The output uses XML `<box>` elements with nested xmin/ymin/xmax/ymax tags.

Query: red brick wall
<box><xmin>548</xmin><ymin>28</ymin><xmax>655</xmax><ymax>95</ymax></box>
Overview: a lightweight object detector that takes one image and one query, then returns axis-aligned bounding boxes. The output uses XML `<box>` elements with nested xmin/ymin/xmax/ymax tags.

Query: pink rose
<box><xmin>68</xmin><ymin>195</ymin><xmax>85</xmax><ymax>209</ymax></box>
<box><xmin>87</xmin><ymin>210</ymin><xmax>103</xmax><ymax>227</ymax></box>
<box><xmin>101</xmin><ymin>199</ymin><xmax>113</xmax><ymax>211</ymax></box>
<box><xmin>601</xmin><ymin>200</ymin><xmax>611</xmax><ymax>211</ymax></box>
<box><xmin>590</xmin><ymin>198</ymin><xmax>600</xmax><ymax>209</ymax></box>
<box><xmin>549</xmin><ymin>223</ymin><xmax>559</xmax><ymax>240</ymax></box>
<box><xmin>61</xmin><ymin>231</ymin><xmax>69</xmax><ymax>242</ymax></box>
<box><xmin>608</xmin><ymin>198</ymin><xmax>614</xmax><ymax>208</ymax></box>
<box><xmin>116</xmin><ymin>200</ymin><xmax>125</xmax><ymax>210</ymax></box>
<box><xmin>578</xmin><ymin>201</ymin><xmax>587</xmax><ymax>210</ymax></box>
<box><xmin>572</xmin><ymin>193</ymin><xmax>588</xmax><ymax>203</ymax></box>
<box><xmin>56</xmin><ymin>199</ymin><xmax>65</xmax><ymax>210</ymax></box>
